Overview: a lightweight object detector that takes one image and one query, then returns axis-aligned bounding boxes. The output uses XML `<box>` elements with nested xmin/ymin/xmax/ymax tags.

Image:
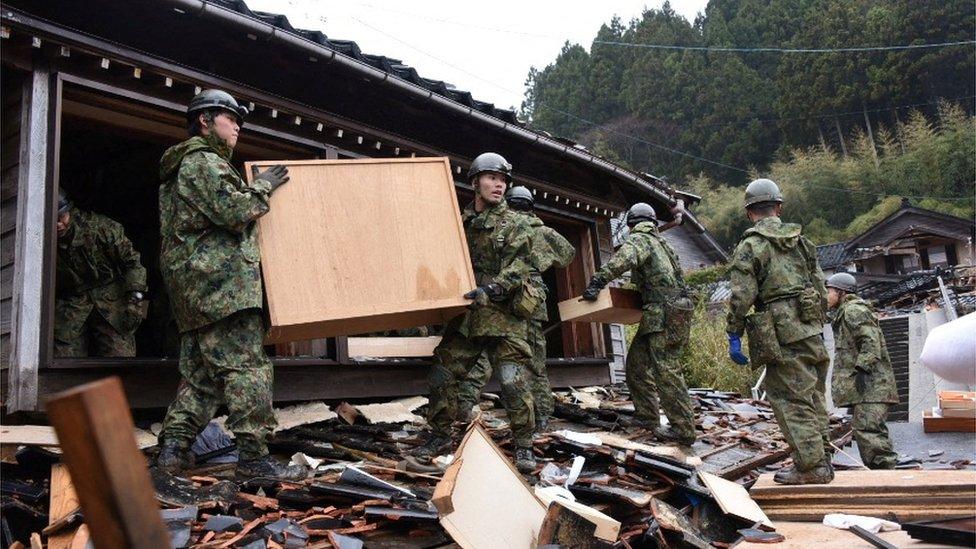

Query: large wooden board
<box><xmin>751</xmin><ymin>470</ymin><xmax>976</xmax><ymax>498</ymax></box>
<box><xmin>557</xmin><ymin>287</ymin><xmax>642</xmax><ymax>324</ymax></box>
<box><xmin>247</xmin><ymin>157</ymin><xmax>475</xmax><ymax>343</ymax></box>
<box><xmin>346</xmin><ymin>336</ymin><xmax>442</xmax><ymax>358</ymax></box>
<box><xmin>699</xmin><ymin>471</ymin><xmax>771</xmax><ymax>528</ymax></box>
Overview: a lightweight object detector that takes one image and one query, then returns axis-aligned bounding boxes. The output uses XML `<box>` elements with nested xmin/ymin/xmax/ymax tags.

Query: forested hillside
<box><xmin>521</xmin><ymin>0</ymin><xmax>975</xmax><ymax>246</ymax></box>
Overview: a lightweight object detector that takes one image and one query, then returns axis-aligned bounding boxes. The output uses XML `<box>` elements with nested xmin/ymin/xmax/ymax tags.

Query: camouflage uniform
<box><xmin>157</xmin><ymin>134</ymin><xmax>277</xmax><ymax>460</ymax></box>
<box><xmin>54</xmin><ymin>206</ymin><xmax>147</xmax><ymax>357</ymax></box>
<box><xmin>456</xmin><ymin>213</ymin><xmax>576</xmax><ymax>424</ymax></box>
<box><xmin>596</xmin><ymin>222</ymin><xmax>696</xmax><ymax>442</ymax></box>
<box><xmin>727</xmin><ymin>216</ymin><xmax>831</xmax><ymax>472</ymax></box>
<box><xmin>831</xmin><ymin>294</ymin><xmax>899</xmax><ymax>469</ymax></box>
<box><xmin>427</xmin><ymin>200</ymin><xmax>537</xmax><ymax>448</ymax></box>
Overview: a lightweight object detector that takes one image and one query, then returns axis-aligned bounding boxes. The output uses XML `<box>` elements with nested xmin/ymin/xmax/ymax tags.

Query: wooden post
<box><xmin>45</xmin><ymin>377</ymin><xmax>170</xmax><ymax>549</ymax></box>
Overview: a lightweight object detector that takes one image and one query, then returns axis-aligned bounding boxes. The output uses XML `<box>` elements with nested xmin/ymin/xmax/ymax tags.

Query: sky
<box><xmin>245</xmin><ymin>0</ymin><xmax>709</xmax><ymax>111</ymax></box>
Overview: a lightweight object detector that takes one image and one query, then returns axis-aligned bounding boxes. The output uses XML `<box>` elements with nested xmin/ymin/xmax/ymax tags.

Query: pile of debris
<box><xmin>2</xmin><ymin>385</ymin><xmax>974</xmax><ymax>548</ymax></box>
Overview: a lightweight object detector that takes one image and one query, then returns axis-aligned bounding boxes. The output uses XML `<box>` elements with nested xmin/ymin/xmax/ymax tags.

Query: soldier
<box><xmin>582</xmin><ymin>203</ymin><xmax>696</xmax><ymax>446</ymax></box>
<box><xmin>422</xmin><ymin>153</ymin><xmax>538</xmax><ymax>472</ymax></box>
<box><xmin>54</xmin><ymin>190</ymin><xmax>148</xmax><ymax>357</ymax></box>
<box><xmin>726</xmin><ymin>178</ymin><xmax>833</xmax><ymax>485</ymax></box>
<box><xmin>155</xmin><ymin>89</ymin><xmax>304</xmax><ymax>480</ymax></box>
<box><xmin>826</xmin><ymin>272</ymin><xmax>898</xmax><ymax>469</ymax></box>
<box><xmin>455</xmin><ymin>186</ymin><xmax>576</xmax><ymax>431</ymax></box>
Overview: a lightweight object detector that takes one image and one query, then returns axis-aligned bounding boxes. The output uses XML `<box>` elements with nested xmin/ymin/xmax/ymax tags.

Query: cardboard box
<box><xmin>557</xmin><ymin>287</ymin><xmax>643</xmax><ymax>324</ymax></box>
<box><xmin>246</xmin><ymin>158</ymin><xmax>475</xmax><ymax>343</ymax></box>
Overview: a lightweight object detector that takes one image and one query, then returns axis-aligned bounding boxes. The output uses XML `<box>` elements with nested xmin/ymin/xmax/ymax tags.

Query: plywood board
<box><xmin>738</xmin><ymin>521</ymin><xmax>948</xmax><ymax>549</ymax></box>
<box><xmin>0</xmin><ymin>425</ymin><xmax>156</xmax><ymax>450</ymax></box>
<box><xmin>534</xmin><ymin>489</ymin><xmax>621</xmax><ymax>541</ymax></box>
<box><xmin>347</xmin><ymin>336</ymin><xmax>442</xmax><ymax>358</ymax></box>
<box><xmin>558</xmin><ymin>287</ymin><xmax>642</xmax><ymax>324</ymax></box>
<box><xmin>698</xmin><ymin>471</ymin><xmax>771</xmax><ymax>528</ymax></box>
<box><xmin>247</xmin><ymin>158</ymin><xmax>475</xmax><ymax>343</ymax></box>
<box><xmin>434</xmin><ymin>424</ymin><xmax>547</xmax><ymax>548</ymax></box>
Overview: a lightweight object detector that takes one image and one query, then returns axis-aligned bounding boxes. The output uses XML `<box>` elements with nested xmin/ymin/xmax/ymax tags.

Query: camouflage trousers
<box><xmin>428</xmin><ymin>330</ymin><xmax>535</xmax><ymax>447</ymax></box>
<box><xmin>626</xmin><ymin>332</ymin><xmax>696</xmax><ymax>442</ymax></box>
<box><xmin>159</xmin><ymin>309</ymin><xmax>276</xmax><ymax>460</ymax></box>
<box><xmin>765</xmin><ymin>334</ymin><xmax>831</xmax><ymax>471</ymax></box>
<box><xmin>852</xmin><ymin>402</ymin><xmax>897</xmax><ymax>469</ymax></box>
<box><xmin>455</xmin><ymin>321</ymin><xmax>554</xmax><ymax>424</ymax></box>
<box><xmin>54</xmin><ymin>299</ymin><xmax>135</xmax><ymax>358</ymax></box>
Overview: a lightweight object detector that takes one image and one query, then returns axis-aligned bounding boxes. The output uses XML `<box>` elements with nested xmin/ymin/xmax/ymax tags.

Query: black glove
<box><xmin>581</xmin><ymin>276</ymin><xmax>606</xmax><ymax>301</ymax></box>
<box><xmin>855</xmin><ymin>370</ymin><xmax>867</xmax><ymax>394</ymax></box>
<box><xmin>255</xmin><ymin>165</ymin><xmax>290</xmax><ymax>191</ymax></box>
<box><xmin>463</xmin><ymin>283</ymin><xmax>504</xmax><ymax>308</ymax></box>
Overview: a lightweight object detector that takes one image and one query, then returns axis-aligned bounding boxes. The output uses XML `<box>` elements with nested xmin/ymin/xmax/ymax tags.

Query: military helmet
<box><xmin>626</xmin><ymin>202</ymin><xmax>657</xmax><ymax>225</ymax></box>
<box><xmin>467</xmin><ymin>152</ymin><xmax>512</xmax><ymax>183</ymax></box>
<box><xmin>57</xmin><ymin>189</ymin><xmax>71</xmax><ymax>215</ymax></box>
<box><xmin>187</xmin><ymin>89</ymin><xmax>248</xmax><ymax>125</ymax></box>
<box><xmin>744</xmin><ymin>178</ymin><xmax>783</xmax><ymax>208</ymax></box>
<box><xmin>506</xmin><ymin>185</ymin><xmax>534</xmax><ymax>211</ymax></box>
<box><xmin>825</xmin><ymin>272</ymin><xmax>857</xmax><ymax>293</ymax></box>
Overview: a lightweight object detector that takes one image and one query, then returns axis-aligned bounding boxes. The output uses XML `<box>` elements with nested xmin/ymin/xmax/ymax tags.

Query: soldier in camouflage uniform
<box><xmin>826</xmin><ymin>272</ymin><xmax>898</xmax><ymax>469</ymax></box>
<box><xmin>423</xmin><ymin>153</ymin><xmax>539</xmax><ymax>472</ymax></box>
<box><xmin>726</xmin><ymin>178</ymin><xmax>833</xmax><ymax>485</ymax></box>
<box><xmin>456</xmin><ymin>186</ymin><xmax>576</xmax><ymax>431</ymax></box>
<box><xmin>583</xmin><ymin>203</ymin><xmax>697</xmax><ymax>446</ymax></box>
<box><xmin>54</xmin><ymin>191</ymin><xmax>148</xmax><ymax>357</ymax></box>
<box><xmin>155</xmin><ymin>90</ymin><xmax>304</xmax><ymax>480</ymax></box>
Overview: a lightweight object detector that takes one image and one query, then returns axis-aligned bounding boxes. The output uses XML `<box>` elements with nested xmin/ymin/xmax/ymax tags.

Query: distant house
<box><xmin>818</xmin><ymin>199</ymin><xmax>975</xmax><ymax>278</ymax></box>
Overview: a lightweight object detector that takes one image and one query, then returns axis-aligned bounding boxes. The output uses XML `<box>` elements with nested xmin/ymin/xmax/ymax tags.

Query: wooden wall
<box><xmin>0</xmin><ymin>69</ymin><xmax>24</xmax><ymax>369</ymax></box>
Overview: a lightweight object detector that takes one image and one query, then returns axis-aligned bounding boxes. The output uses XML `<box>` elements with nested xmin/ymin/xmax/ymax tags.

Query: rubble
<box><xmin>4</xmin><ymin>384</ymin><xmax>975</xmax><ymax>547</ymax></box>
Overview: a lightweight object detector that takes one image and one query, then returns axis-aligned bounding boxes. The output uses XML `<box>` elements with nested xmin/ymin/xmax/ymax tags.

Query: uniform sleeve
<box><xmin>596</xmin><ymin>236</ymin><xmax>649</xmax><ymax>282</ymax></box>
<box><xmin>850</xmin><ymin>307</ymin><xmax>884</xmax><ymax>373</ymax></box>
<box><xmin>725</xmin><ymin>239</ymin><xmax>760</xmax><ymax>335</ymax></box>
<box><xmin>106</xmin><ymin>223</ymin><xmax>147</xmax><ymax>293</ymax></box>
<box><xmin>492</xmin><ymin>221</ymin><xmax>535</xmax><ymax>294</ymax></box>
<box><xmin>177</xmin><ymin>152</ymin><xmax>272</xmax><ymax>233</ymax></box>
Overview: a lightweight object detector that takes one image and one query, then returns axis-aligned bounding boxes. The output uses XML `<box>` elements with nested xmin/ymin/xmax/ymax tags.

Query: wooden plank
<box><xmin>434</xmin><ymin>423</ymin><xmax>547</xmax><ymax>547</ymax></box>
<box><xmin>0</xmin><ymin>424</ymin><xmax>58</xmax><ymax>446</ymax></box>
<box><xmin>535</xmin><ymin>490</ymin><xmax>620</xmax><ymax>542</ymax></box>
<box><xmin>557</xmin><ymin>287</ymin><xmax>642</xmax><ymax>324</ymax></box>
<box><xmin>751</xmin><ymin>470</ymin><xmax>976</xmax><ymax>498</ymax></box>
<box><xmin>737</xmin><ymin>521</ymin><xmax>947</xmax><ymax>549</ymax></box>
<box><xmin>48</xmin><ymin>464</ymin><xmax>80</xmax><ymax>549</ymax></box>
<box><xmin>698</xmin><ymin>471</ymin><xmax>771</xmax><ymax>528</ymax></box>
<box><xmin>924</xmin><ymin>409</ymin><xmax>976</xmax><ymax>432</ymax></box>
<box><xmin>346</xmin><ymin>336</ymin><xmax>442</xmax><ymax>358</ymax></box>
<box><xmin>247</xmin><ymin>158</ymin><xmax>475</xmax><ymax>343</ymax></box>
<box><xmin>45</xmin><ymin>376</ymin><xmax>170</xmax><ymax>548</ymax></box>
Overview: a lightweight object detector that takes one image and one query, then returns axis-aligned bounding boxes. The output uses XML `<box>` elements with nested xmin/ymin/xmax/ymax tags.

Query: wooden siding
<box><xmin>0</xmin><ymin>70</ymin><xmax>23</xmax><ymax>369</ymax></box>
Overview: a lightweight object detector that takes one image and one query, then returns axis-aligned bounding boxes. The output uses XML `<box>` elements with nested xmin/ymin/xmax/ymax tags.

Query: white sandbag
<box><xmin>919</xmin><ymin>312</ymin><xmax>976</xmax><ymax>384</ymax></box>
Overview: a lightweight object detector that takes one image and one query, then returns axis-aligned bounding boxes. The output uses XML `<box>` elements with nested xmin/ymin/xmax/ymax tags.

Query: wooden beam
<box><xmin>45</xmin><ymin>377</ymin><xmax>170</xmax><ymax>549</ymax></box>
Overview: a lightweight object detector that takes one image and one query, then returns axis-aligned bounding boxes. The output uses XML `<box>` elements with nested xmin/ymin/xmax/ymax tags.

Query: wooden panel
<box><xmin>248</xmin><ymin>157</ymin><xmax>475</xmax><ymax>343</ymax></box>
<box><xmin>558</xmin><ymin>287</ymin><xmax>642</xmax><ymax>324</ymax></box>
<box><xmin>45</xmin><ymin>377</ymin><xmax>170</xmax><ymax>548</ymax></box>
<box><xmin>347</xmin><ymin>336</ymin><xmax>442</xmax><ymax>358</ymax></box>
<box><xmin>48</xmin><ymin>464</ymin><xmax>80</xmax><ymax>549</ymax></box>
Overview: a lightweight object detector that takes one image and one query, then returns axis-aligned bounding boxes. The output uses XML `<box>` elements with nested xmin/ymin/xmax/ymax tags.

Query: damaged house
<box><xmin>0</xmin><ymin>0</ymin><xmax>727</xmax><ymax>412</ymax></box>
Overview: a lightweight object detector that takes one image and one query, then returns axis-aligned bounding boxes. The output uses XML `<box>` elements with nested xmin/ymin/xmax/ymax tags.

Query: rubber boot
<box><xmin>653</xmin><ymin>426</ymin><xmax>695</xmax><ymax>446</ymax></box>
<box><xmin>155</xmin><ymin>441</ymin><xmax>194</xmax><ymax>473</ymax></box>
<box><xmin>514</xmin><ymin>447</ymin><xmax>537</xmax><ymax>473</ymax></box>
<box><xmin>237</xmin><ymin>454</ymin><xmax>307</xmax><ymax>481</ymax></box>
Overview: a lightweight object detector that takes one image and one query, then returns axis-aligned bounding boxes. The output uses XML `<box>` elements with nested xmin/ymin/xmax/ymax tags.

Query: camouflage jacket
<box><xmin>519</xmin><ymin>213</ymin><xmax>576</xmax><ymax>321</ymax></box>
<box><xmin>726</xmin><ymin>216</ymin><xmax>826</xmax><ymax>344</ymax></box>
<box><xmin>55</xmin><ymin>206</ymin><xmax>147</xmax><ymax>333</ymax></box>
<box><xmin>831</xmin><ymin>295</ymin><xmax>898</xmax><ymax>405</ymax></box>
<box><xmin>158</xmin><ymin>135</ymin><xmax>272</xmax><ymax>333</ymax></box>
<box><xmin>461</xmin><ymin>200</ymin><xmax>534</xmax><ymax>338</ymax></box>
<box><xmin>596</xmin><ymin>222</ymin><xmax>683</xmax><ymax>334</ymax></box>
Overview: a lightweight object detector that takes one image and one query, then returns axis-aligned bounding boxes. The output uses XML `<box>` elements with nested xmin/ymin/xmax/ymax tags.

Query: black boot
<box><xmin>237</xmin><ymin>455</ymin><xmax>307</xmax><ymax>481</ymax></box>
<box><xmin>773</xmin><ymin>461</ymin><xmax>833</xmax><ymax>485</ymax></box>
<box><xmin>514</xmin><ymin>447</ymin><xmax>537</xmax><ymax>473</ymax></box>
<box><xmin>155</xmin><ymin>442</ymin><xmax>194</xmax><ymax>473</ymax></box>
<box><xmin>414</xmin><ymin>434</ymin><xmax>452</xmax><ymax>459</ymax></box>
<box><xmin>653</xmin><ymin>426</ymin><xmax>695</xmax><ymax>446</ymax></box>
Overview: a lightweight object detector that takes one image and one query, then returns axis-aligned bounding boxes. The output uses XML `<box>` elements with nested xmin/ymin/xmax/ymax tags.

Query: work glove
<box><xmin>581</xmin><ymin>276</ymin><xmax>607</xmax><ymax>301</ymax></box>
<box><xmin>255</xmin><ymin>165</ymin><xmax>290</xmax><ymax>192</ymax></box>
<box><xmin>727</xmin><ymin>332</ymin><xmax>749</xmax><ymax>365</ymax></box>
<box><xmin>463</xmin><ymin>283</ymin><xmax>504</xmax><ymax>308</ymax></box>
<box><xmin>855</xmin><ymin>370</ymin><xmax>868</xmax><ymax>394</ymax></box>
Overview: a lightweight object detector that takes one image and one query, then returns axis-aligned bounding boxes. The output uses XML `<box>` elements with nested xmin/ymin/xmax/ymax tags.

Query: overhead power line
<box><xmin>591</xmin><ymin>39</ymin><xmax>976</xmax><ymax>53</ymax></box>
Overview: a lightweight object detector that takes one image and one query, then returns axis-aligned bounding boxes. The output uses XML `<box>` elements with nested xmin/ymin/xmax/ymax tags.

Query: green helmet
<box><xmin>506</xmin><ymin>185</ymin><xmax>533</xmax><ymax>211</ymax></box>
<box><xmin>626</xmin><ymin>202</ymin><xmax>657</xmax><ymax>225</ymax></box>
<box><xmin>825</xmin><ymin>272</ymin><xmax>857</xmax><ymax>293</ymax></box>
<box><xmin>744</xmin><ymin>178</ymin><xmax>783</xmax><ymax>208</ymax></box>
<box><xmin>187</xmin><ymin>89</ymin><xmax>248</xmax><ymax>126</ymax></box>
<box><xmin>467</xmin><ymin>152</ymin><xmax>512</xmax><ymax>183</ymax></box>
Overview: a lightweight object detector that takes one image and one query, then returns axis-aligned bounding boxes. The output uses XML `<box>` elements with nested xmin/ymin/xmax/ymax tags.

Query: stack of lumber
<box><xmin>924</xmin><ymin>390</ymin><xmax>976</xmax><ymax>433</ymax></box>
<box><xmin>750</xmin><ymin>470</ymin><xmax>976</xmax><ymax>522</ymax></box>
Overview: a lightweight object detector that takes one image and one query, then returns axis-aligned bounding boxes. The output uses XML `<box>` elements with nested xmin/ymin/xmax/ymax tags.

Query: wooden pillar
<box><xmin>8</xmin><ymin>60</ymin><xmax>58</xmax><ymax>411</ymax></box>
